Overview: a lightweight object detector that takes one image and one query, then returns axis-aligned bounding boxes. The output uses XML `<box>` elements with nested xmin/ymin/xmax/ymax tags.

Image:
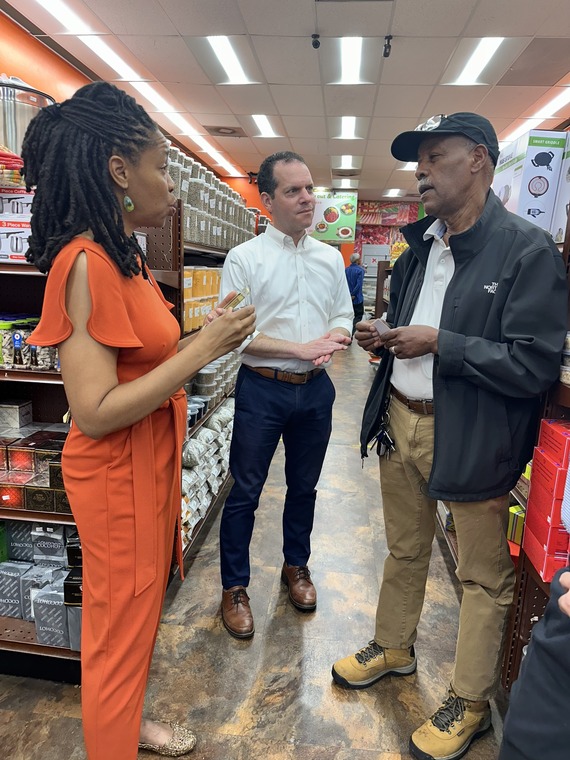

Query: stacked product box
<box><xmin>523</xmin><ymin>419</ymin><xmax>570</xmax><ymax>581</ymax></box>
<box><xmin>0</xmin><ymin>521</ymin><xmax>82</xmax><ymax>648</ymax></box>
<box><xmin>0</xmin><ymin>429</ymin><xmax>70</xmax><ymax>513</ymax></box>
<box><xmin>0</xmin><ymin>188</ymin><xmax>33</xmax><ymax>264</ymax></box>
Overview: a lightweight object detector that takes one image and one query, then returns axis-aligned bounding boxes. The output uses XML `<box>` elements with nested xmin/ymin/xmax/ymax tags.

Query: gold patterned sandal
<box><xmin>138</xmin><ymin>721</ymin><xmax>197</xmax><ymax>757</ymax></box>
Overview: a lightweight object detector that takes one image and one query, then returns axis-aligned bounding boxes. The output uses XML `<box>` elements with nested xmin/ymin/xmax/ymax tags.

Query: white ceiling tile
<box><xmin>380</xmin><ymin>38</ymin><xmax>459</xmax><ymax>86</ymax></box>
<box><xmin>366</xmin><ymin>140</ymin><xmax>396</xmax><ymax>158</ymax></box>
<box><xmin>165</xmin><ymin>83</ymin><xmax>229</xmax><ymax>114</ymax></box>
<box><xmin>536</xmin><ymin>0</ymin><xmax>570</xmax><ymax>36</ymax></box>
<box><xmin>237</xmin><ymin>0</ymin><xmax>316</xmax><ymax>35</ymax></box>
<box><xmin>421</xmin><ymin>86</ymin><xmax>492</xmax><ymax>117</ymax></box>
<box><xmin>465</xmin><ymin>0</ymin><xmax>563</xmax><ymax>37</ymax></box>
<box><xmin>86</xmin><ymin>0</ymin><xmax>178</xmax><ymax>35</ymax></box>
<box><xmin>324</xmin><ymin>85</ymin><xmax>378</xmax><ymax>117</ymax></box>
<box><xmin>194</xmin><ymin>114</ymin><xmax>243</xmax><ymax>129</ymax></box>
<box><xmin>203</xmin><ymin>135</ymin><xmax>258</xmax><ymax>154</ymax></box>
<box><xmin>315</xmin><ymin>1</ymin><xmax>392</xmax><ymax>36</ymax></box>
<box><xmin>155</xmin><ymin>0</ymin><xmax>247</xmax><ymax>35</ymax></box>
<box><xmin>114</xmin><ymin>81</ymin><xmax>185</xmax><ymax>113</ymax></box>
<box><xmin>373</xmin><ymin>86</ymin><xmax>433</xmax><ymax>118</ymax></box>
<box><xmin>300</xmin><ymin>155</ymin><xmax>334</xmax><ymax>170</ymax></box>
<box><xmin>117</xmin><ymin>35</ymin><xmax>210</xmax><ymax>85</ymax></box>
<box><xmin>392</xmin><ymin>0</ymin><xmax>479</xmax><ymax>37</ymax></box>
<box><xmin>269</xmin><ymin>86</ymin><xmax>326</xmax><ymax>117</ymax></box>
<box><xmin>282</xmin><ymin>116</ymin><xmax>328</xmax><ymax>138</ymax></box>
<box><xmin>478</xmin><ymin>86</ymin><xmax>552</xmax><ymax>119</ymax></box>
<box><xmin>251</xmin><ymin>137</ymin><xmax>294</xmax><ymax>153</ymax></box>
<box><xmin>368</xmin><ymin>117</ymin><xmax>420</xmax><ymax>142</ymax></box>
<box><xmin>251</xmin><ymin>36</ymin><xmax>321</xmax><ymax>85</ymax></box>
<box><xmin>327</xmin><ymin>138</ymin><xmax>367</xmax><ymax>155</ymax></box>
<box><xmin>183</xmin><ymin>36</ymin><xmax>263</xmax><ymax>85</ymax></box>
<box><xmin>289</xmin><ymin>138</ymin><xmax>331</xmax><ymax>156</ymax></box>
<box><xmin>216</xmin><ymin>85</ymin><xmax>277</xmax><ymax>115</ymax></box>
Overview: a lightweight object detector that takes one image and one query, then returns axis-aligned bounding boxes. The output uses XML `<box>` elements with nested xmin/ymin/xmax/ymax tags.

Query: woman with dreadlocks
<box><xmin>22</xmin><ymin>81</ymin><xmax>255</xmax><ymax>760</ymax></box>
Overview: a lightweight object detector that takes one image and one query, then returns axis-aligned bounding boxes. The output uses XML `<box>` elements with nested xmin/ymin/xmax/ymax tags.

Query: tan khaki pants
<box><xmin>375</xmin><ymin>395</ymin><xmax>516</xmax><ymax>700</ymax></box>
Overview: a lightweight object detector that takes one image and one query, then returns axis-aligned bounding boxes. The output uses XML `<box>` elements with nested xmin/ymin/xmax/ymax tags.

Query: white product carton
<box><xmin>493</xmin><ymin>130</ymin><xmax>567</xmax><ymax>233</ymax></box>
<box><xmin>550</xmin><ymin>132</ymin><xmax>570</xmax><ymax>244</ymax></box>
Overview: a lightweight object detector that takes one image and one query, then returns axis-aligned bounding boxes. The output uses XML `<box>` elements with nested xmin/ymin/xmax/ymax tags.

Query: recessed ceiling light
<box><xmin>340</xmin><ymin>116</ymin><xmax>357</xmax><ymax>140</ymax></box>
<box><xmin>35</xmin><ymin>0</ymin><xmax>92</xmax><ymax>33</ymax></box>
<box><xmin>252</xmin><ymin>115</ymin><xmax>277</xmax><ymax>138</ymax></box>
<box><xmin>207</xmin><ymin>36</ymin><xmax>249</xmax><ymax>85</ymax></box>
<box><xmin>454</xmin><ymin>37</ymin><xmax>504</xmax><ymax>85</ymax></box>
<box><xmin>340</xmin><ymin>37</ymin><xmax>363</xmax><ymax>85</ymax></box>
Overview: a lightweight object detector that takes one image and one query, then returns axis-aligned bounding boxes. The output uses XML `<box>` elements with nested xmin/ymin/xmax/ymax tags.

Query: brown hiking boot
<box><xmin>331</xmin><ymin>640</ymin><xmax>416</xmax><ymax>688</ymax></box>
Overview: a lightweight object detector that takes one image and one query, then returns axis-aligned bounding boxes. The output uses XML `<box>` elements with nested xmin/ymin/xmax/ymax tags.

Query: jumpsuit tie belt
<box><xmin>131</xmin><ymin>389</ymin><xmax>187</xmax><ymax>596</ymax></box>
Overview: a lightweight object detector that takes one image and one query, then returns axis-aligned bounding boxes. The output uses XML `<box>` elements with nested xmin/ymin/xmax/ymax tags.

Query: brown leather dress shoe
<box><xmin>281</xmin><ymin>563</ymin><xmax>317</xmax><ymax>611</ymax></box>
<box><xmin>221</xmin><ymin>586</ymin><xmax>254</xmax><ymax>638</ymax></box>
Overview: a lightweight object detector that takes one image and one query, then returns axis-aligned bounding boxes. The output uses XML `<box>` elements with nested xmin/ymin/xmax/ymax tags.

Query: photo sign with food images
<box><xmin>308</xmin><ymin>191</ymin><xmax>357</xmax><ymax>242</ymax></box>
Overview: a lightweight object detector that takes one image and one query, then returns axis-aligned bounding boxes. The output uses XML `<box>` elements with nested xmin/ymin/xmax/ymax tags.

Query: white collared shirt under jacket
<box><xmin>220</xmin><ymin>224</ymin><xmax>354</xmax><ymax>372</ymax></box>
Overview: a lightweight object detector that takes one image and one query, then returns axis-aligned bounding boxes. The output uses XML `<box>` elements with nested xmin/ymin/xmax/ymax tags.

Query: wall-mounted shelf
<box><xmin>0</xmin><ymin>264</ymin><xmax>45</xmax><ymax>276</ymax></box>
<box><xmin>0</xmin><ymin>369</ymin><xmax>62</xmax><ymax>384</ymax></box>
<box><xmin>0</xmin><ymin>508</ymin><xmax>73</xmax><ymax>524</ymax></box>
<box><xmin>0</xmin><ymin>615</ymin><xmax>80</xmax><ymax>661</ymax></box>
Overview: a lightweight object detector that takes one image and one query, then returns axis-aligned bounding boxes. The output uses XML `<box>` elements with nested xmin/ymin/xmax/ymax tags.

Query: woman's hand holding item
<box><xmin>195</xmin><ymin>304</ymin><xmax>256</xmax><ymax>357</ymax></box>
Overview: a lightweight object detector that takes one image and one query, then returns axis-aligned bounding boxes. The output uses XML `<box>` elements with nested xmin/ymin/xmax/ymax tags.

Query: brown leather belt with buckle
<box><xmin>390</xmin><ymin>385</ymin><xmax>434</xmax><ymax>415</ymax></box>
<box><xmin>246</xmin><ymin>366</ymin><xmax>324</xmax><ymax>385</ymax></box>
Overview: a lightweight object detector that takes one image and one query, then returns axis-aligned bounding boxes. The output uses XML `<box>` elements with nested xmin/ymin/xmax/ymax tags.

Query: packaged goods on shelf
<box><xmin>24</xmin><ymin>474</ymin><xmax>55</xmax><ymax>512</ymax></box>
<box><xmin>67</xmin><ymin>605</ymin><xmax>82</xmax><ymax>651</ymax></box>
<box><xmin>32</xmin><ymin>523</ymin><xmax>66</xmax><ymax>566</ymax></box>
<box><xmin>522</xmin><ymin>525</ymin><xmax>568</xmax><ymax>583</ymax></box>
<box><xmin>492</xmin><ymin>129</ymin><xmax>567</xmax><ymax>233</ymax></box>
<box><xmin>0</xmin><ymin>521</ymin><xmax>6</xmax><ymax>561</ymax></box>
<box><xmin>527</xmin><ymin>478</ymin><xmax>563</xmax><ymax>527</ymax></box>
<box><xmin>538</xmin><ymin>419</ymin><xmax>570</xmax><ymax>463</ymax></box>
<box><xmin>0</xmin><ymin>470</ymin><xmax>34</xmax><ymax>508</ymax></box>
<box><xmin>561</xmin><ymin>464</ymin><xmax>570</xmax><ymax>534</ymax></box>
<box><xmin>33</xmin><ymin>585</ymin><xmax>69</xmax><ymax>648</ymax></box>
<box><xmin>21</xmin><ymin>564</ymin><xmax>65</xmax><ymax>621</ymax></box>
<box><xmin>0</xmin><ymin>400</ymin><xmax>32</xmax><ymax>428</ymax></box>
<box><xmin>530</xmin><ymin>446</ymin><xmax>568</xmax><ymax>500</ymax></box>
<box><xmin>508</xmin><ymin>505</ymin><xmax>525</xmax><ymax>545</ymax></box>
<box><xmin>63</xmin><ymin>567</ymin><xmax>82</xmax><ymax>606</ymax></box>
<box><xmin>0</xmin><ymin>560</ymin><xmax>32</xmax><ymax>617</ymax></box>
<box><xmin>5</xmin><ymin>521</ymin><xmax>33</xmax><ymax>561</ymax></box>
<box><xmin>525</xmin><ymin>502</ymin><xmax>569</xmax><ymax>553</ymax></box>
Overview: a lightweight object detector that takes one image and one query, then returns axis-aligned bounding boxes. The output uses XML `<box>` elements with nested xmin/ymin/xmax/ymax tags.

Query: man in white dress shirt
<box><xmin>218</xmin><ymin>152</ymin><xmax>353</xmax><ymax>639</ymax></box>
<box><xmin>331</xmin><ymin>114</ymin><xmax>567</xmax><ymax>760</ymax></box>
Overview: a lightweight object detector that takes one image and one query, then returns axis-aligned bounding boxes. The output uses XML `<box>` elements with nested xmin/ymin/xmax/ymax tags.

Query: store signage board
<box><xmin>307</xmin><ymin>191</ymin><xmax>357</xmax><ymax>243</ymax></box>
<box><xmin>550</xmin><ymin>133</ymin><xmax>570</xmax><ymax>244</ymax></box>
<box><xmin>493</xmin><ymin>130</ymin><xmax>567</xmax><ymax>233</ymax></box>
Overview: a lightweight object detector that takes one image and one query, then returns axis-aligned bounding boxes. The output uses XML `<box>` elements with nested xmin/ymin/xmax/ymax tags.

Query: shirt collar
<box><xmin>423</xmin><ymin>218</ymin><xmax>447</xmax><ymax>243</ymax></box>
<box><xmin>265</xmin><ymin>223</ymin><xmax>309</xmax><ymax>249</ymax></box>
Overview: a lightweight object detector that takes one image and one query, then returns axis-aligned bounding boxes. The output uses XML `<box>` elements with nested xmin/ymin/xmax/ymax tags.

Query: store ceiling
<box><xmin>2</xmin><ymin>0</ymin><xmax>570</xmax><ymax>200</ymax></box>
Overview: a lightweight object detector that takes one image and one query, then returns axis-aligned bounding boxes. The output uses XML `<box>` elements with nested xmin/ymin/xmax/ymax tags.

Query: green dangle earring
<box><xmin>123</xmin><ymin>191</ymin><xmax>135</xmax><ymax>212</ymax></box>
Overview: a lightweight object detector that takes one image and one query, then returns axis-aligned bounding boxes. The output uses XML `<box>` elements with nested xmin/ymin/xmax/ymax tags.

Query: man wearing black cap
<box><xmin>331</xmin><ymin>113</ymin><xmax>567</xmax><ymax>760</ymax></box>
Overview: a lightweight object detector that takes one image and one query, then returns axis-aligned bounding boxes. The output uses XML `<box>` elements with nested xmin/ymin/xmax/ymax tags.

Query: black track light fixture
<box><xmin>383</xmin><ymin>35</ymin><xmax>392</xmax><ymax>59</ymax></box>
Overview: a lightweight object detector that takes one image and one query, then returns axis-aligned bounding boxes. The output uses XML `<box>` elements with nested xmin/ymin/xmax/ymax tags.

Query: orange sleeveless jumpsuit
<box><xmin>29</xmin><ymin>239</ymin><xmax>187</xmax><ymax>760</ymax></box>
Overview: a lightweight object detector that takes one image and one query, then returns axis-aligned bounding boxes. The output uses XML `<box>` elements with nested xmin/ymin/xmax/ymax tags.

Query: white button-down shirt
<box><xmin>391</xmin><ymin>219</ymin><xmax>455</xmax><ymax>399</ymax></box>
<box><xmin>220</xmin><ymin>224</ymin><xmax>353</xmax><ymax>372</ymax></box>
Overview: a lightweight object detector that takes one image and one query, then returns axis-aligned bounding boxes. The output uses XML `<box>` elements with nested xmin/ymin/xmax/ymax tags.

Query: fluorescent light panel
<box><xmin>384</xmin><ymin>189</ymin><xmax>402</xmax><ymax>197</ymax></box>
<box><xmin>340</xmin><ymin>179</ymin><xmax>354</xmax><ymax>188</ymax></box>
<box><xmin>399</xmin><ymin>162</ymin><xmax>417</xmax><ymax>171</ymax></box>
<box><xmin>340</xmin><ymin>116</ymin><xmax>357</xmax><ymax>139</ymax></box>
<box><xmin>252</xmin><ymin>115</ymin><xmax>277</xmax><ymax>138</ymax></box>
<box><xmin>340</xmin><ymin>155</ymin><xmax>354</xmax><ymax>169</ymax></box>
<box><xmin>35</xmin><ymin>0</ymin><xmax>92</xmax><ymax>33</ymax></box>
<box><xmin>340</xmin><ymin>37</ymin><xmax>363</xmax><ymax>84</ymax></box>
<box><xmin>534</xmin><ymin>87</ymin><xmax>570</xmax><ymax>119</ymax></box>
<box><xmin>207</xmin><ymin>36</ymin><xmax>249</xmax><ymax>84</ymax></box>
<box><xmin>454</xmin><ymin>37</ymin><xmax>504</xmax><ymax>85</ymax></box>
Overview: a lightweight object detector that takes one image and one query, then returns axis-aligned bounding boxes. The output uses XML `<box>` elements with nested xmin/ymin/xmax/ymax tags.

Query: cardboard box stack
<box><xmin>523</xmin><ymin>420</ymin><xmax>570</xmax><ymax>581</ymax></box>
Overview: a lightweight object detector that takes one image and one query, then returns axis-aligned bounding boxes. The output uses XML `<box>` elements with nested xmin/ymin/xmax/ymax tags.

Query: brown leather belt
<box><xmin>390</xmin><ymin>385</ymin><xmax>434</xmax><ymax>415</ymax></box>
<box><xmin>246</xmin><ymin>366</ymin><xmax>324</xmax><ymax>385</ymax></box>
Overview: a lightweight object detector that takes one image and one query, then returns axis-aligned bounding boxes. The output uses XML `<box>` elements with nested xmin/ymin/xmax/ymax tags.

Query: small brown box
<box><xmin>48</xmin><ymin>461</ymin><xmax>64</xmax><ymax>490</ymax></box>
<box><xmin>54</xmin><ymin>488</ymin><xmax>72</xmax><ymax>514</ymax></box>
<box><xmin>0</xmin><ymin>437</ymin><xmax>18</xmax><ymax>470</ymax></box>
<box><xmin>24</xmin><ymin>475</ymin><xmax>55</xmax><ymax>512</ymax></box>
<box><xmin>8</xmin><ymin>431</ymin><xmax>67</xmax><ymax>473</ymax></box>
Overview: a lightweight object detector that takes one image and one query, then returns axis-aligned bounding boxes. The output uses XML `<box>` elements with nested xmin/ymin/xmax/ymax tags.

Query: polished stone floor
<box><xmin>0</xmin><ymin>341</ymin><xmax>506</xmax><ymax>759</ymax></box>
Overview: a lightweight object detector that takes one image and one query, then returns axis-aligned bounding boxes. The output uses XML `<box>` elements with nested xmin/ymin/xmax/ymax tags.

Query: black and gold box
<box><xmin>54</xmin><ymin>489</ymin><xmax>72</xmax><ymax>514</ymax></box>
<box><xmin>24</xmin><ymin>475</ymin><xmax>55</xmax><ymax>512</ymax></box>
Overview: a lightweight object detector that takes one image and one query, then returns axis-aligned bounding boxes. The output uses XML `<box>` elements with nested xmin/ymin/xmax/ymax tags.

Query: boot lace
<box><xmin>355</xmin><ymin>640</ymin><xmax>384</xmax><ymax>665</ymax></box>
<box><xmin>431</xmin><ymin>693</ymin><xmax>466</xmax><ymax>733</ymax></box>
<box><xmin>230</xmin><ymin>588</ymin><xmax>249</xmax><ymax>607</ymax></box>
<box><xmin>294</xmin><ymin>566</ymin><xmax>311</xmax><ymax>581</ymax></box>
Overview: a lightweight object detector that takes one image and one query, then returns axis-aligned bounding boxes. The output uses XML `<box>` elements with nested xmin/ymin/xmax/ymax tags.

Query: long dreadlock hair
<box><xmin>21</xmin><ymin>81</ymin><xmax>161</xmax><ymax>277</ymax></box>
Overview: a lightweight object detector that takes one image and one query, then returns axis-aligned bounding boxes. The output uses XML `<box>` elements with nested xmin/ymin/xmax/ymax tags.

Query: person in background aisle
<box><xmin>21</xmin><ymin>82</ymin><xmax>255</xmax><ymax>760</ymax></box>
<box><xmin>216</xmin><ymin>151</ymin><xmax>353</xmax><ymax>638</ymax></box>
<box><xmin>499</xmin><ymin>568</ymin><xmax>570</xmax><ymax>760</ymax></box>
<box><xmin>345</xmin><ymin>252</ymin><xmax>366</xmax><ymax>335</ymax></box>
<box><xmin>330</xmin><ymin>113</ymin><xmax>568</xmax><ymax>760</ymax></box>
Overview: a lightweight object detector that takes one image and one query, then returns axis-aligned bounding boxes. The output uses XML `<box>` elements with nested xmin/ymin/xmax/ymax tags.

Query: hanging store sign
<box><xmin>308</xmin><ymin>191</ymin><xmax>358</xmax><ymax>242</ymax></box>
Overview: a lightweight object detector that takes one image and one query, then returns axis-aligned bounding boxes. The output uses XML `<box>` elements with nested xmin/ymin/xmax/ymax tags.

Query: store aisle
<box><xmin>0</xmin><ymin>342</ymin><xmax>506</xmax><ymax>760</ymax></box>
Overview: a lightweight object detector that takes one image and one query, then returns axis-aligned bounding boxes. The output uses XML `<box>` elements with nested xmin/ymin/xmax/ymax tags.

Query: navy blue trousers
<box><xmin>220</xmin><ymin>365</ymin><xmax>335</xmax><ymax>589</ymax></box>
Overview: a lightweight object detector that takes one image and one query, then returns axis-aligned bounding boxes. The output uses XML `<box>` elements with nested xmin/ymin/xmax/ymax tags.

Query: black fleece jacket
<box><xmin>361</xmin><ymin>190</ymin><xmax>567</xmax><ymax>501</ymax></box>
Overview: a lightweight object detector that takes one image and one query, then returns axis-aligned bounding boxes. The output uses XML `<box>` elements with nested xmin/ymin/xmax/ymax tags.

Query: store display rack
<box><xmin>0</xmin><ymin>199</ymin><xmax>233</xmax><ymax>673</ymax></box>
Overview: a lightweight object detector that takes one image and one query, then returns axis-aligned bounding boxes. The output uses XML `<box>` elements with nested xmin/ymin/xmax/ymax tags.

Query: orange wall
<box><xmin>226</xmin><ymin>177</ymin><xmax>266</xmax><ymax>213</ymax></box>
<box><xmin>0</xmin><ymin>13</ymin><xmax>90</xmax><ymax>102</ymax></box>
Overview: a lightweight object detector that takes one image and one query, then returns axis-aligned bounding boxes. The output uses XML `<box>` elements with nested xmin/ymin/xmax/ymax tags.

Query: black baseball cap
<box><xmin>391</xmin><ymin>112</ymin><xmax>500</xmax><ymax>166</ymax></box>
